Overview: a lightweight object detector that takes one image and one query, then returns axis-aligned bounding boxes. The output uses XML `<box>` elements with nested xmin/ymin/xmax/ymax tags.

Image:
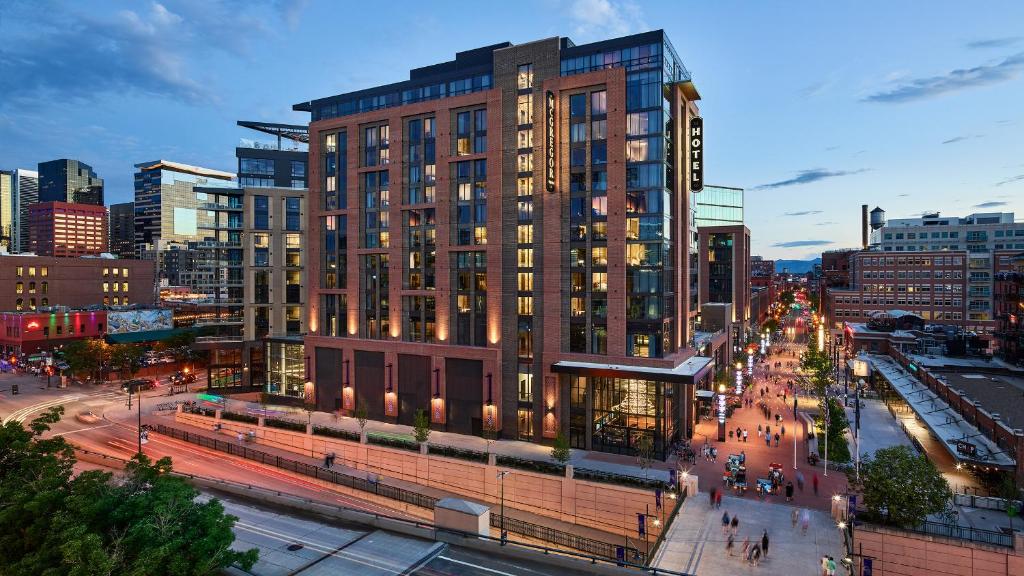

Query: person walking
<box><xmin>722</xmin><ymin>511</ymin><xmax>731</xmax><ymax>534</ymax></box>
<box><xmin>761</xmin><ymin>530</ymin><xmax>770</xmax><ymax>558</ymax></box>
<box><xmin>821</xmin><ymin>555</ymin><xmax>829</xmax><ymax>576</ymax></box>
<box><xmin>785</xmin><ymin>481</ymin><xmax>794</xmax><ymax>502</ymax></box>
<box><xmin>813</xmin><ymin>472</ymin><xmax>819</xmax><ymax>496</ymax></box>
<box><xmin>827</xmin><ymin>556</ymin><xmax>837</xmax><ymax>575</ymax></box>
<box><xmin>741</xmin><ymin>535</ymin><xmax>750</xmax><ymax>559</ymax></box>
<box><xmin>758</xmin><ymin>424</ymin><xmax>762</xmax><ymax>437</ymax></box>
<box><xmin>765</xmin><ymin>434</ymin><xmax>771</xmax><ymax>448</ymax></box>
<box><xmin>709</xmin><ymin>486</ymin><xmax>717</xmax><ymax>509</ymax></box>
<box><xmin>730</xmin><ymin>514</ymin><xmax>739</xmax><ymax>535</ymax></box>
<box><xmin>715</xmin><ymin>489</ymin><xmax>723</xmax><ymax>509</ymax></box>
<box><xmin>791</xmin><ymin>507</ymin><xmax>799</xmax><ymax>528</ymax></box>
<box><xmin>796</xmin><ymin>471</ymin><xmax>805</xmax><ymax>492</ymax></box>
<box><xmin>774</xmin><ymin>432</ymin><xmax>780</xmax><ymax>447</ymax></box>
<box><xmin>781</xmin><ymin>424</ymin><xmax>786</xmax><ymax>437</ymax></box>
<box><xmin>743</xmin><ymin>428</ymin><xmax>748</xmax><ymax>442</ymax></box>
<box><xmin>739</xmin><ymin>450</ymin><xmax>746</xmax><ymax>465</ymax></box>
<box><xmin>801</xmin><ymin>508</ymin><xmax>810</xmax><ymax>535</ymax></box>
<box><xmin>726</xmin><ymin>532</ymin><xmax>735</xmax><ymax>556</ymax></box>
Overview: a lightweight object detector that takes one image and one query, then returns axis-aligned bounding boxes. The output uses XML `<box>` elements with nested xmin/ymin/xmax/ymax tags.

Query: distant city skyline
<box><xmin>1</xmin><ymin>0</ymin><xmax>1023</xmax><ymax>259</ymax></box>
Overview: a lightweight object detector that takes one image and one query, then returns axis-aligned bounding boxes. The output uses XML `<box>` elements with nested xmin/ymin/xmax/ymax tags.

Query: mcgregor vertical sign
<box><xmin>689</xmin><ymin>116</ymin><xmax>703</xmax><ymax>192</ymax></box>
<box><xmin>545</xmin><ymin>90</ymin><xmax>556</xmax><ymax>192</ymax></box>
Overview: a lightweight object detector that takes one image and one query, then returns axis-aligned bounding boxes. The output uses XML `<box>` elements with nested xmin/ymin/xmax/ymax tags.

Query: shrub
<box><xmin>496</xmin><ymin>455</ymin><xmax>565</xmax><ymax>476</ymax></box>
<box><xmin>367</xmin><ymin>433</ymin><xmax>419</xmax><ymax>452</ymax></box>
<box><xmin>427</xmin><ymin>444</ymin><xmax>488</xmax><ymax>463</ymax></box>
<box><xmin>220</xmin><ymin>411</ymin><xmax>258</xmax><ymax>424</ymax></box>
<box><xmin>312</xmin><ymin>426</ymin><xmax>361</xmax><ymax>442</ymax></box>
<box><xmin>264</xmin><ymin>418</ymin><xmax>307</xmax><ymax>432</ymax></box>
<box><xmin>574</xmin><ymin>467</ymin><xmax>666</xmax><ymax>490</ymax></box>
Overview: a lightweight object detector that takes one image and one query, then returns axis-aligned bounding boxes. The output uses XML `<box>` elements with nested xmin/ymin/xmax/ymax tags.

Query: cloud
<box><xmin>783</xmin><ymin>210</ymin><xmax>824</xmax><ymax>216</ymax></box>
<box><xmin>567</xmin><ymin>0</ymin><xmax>647</xmax><ymax>41</ymax></box>
<box><xmin>0</xmin><ymin>1</ymin><xmax>307</xmax><ymax>108</ymax></box>
<box><xmin>966</xmin><ymin>37</ymin><xmax>1022</xmax><ymax>49</ymax></box>
<box><xmin>995</xmin><ymin>174</ymin><xmax>1024</xmax><ymax>187</ymax></box>
<box><xmin>897</xmin><ymin>193</ymin><xmax>910</xmax><ymax>197</ymax></box>
<box><xmin>863</xmin><ymin>52</ymin><xmax>1024</xmax><ymax>103</ymax></box>
<box><xmin>815</xmin><ymin>221</ymin><xmax>836</xmax><ymax>226</ymax></box>
<box><xmin>973</xmin><ymin>201</ymin><xmax>1008</xmax><ymax>208</ymax></box>
<box><xmin>753</xmin><ymin>168</ymin><xmax>868</xmax><ymax>190</ymax></box>
<box><xmin>799</xmin><ymin>80</ymin><xmax>830</xmax><ymax>98</ymax></box>
<box><xmin>771</xmin><ymin>240</ymin><xmax>835</xmax><ymax>248</ymax></box>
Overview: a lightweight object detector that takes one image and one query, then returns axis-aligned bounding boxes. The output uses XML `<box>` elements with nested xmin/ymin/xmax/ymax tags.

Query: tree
<box><xmin>413</xmin><ymin>409</ymin><xmax>431</xmax><ymax>444</ymax></box>
<box><xmin>852</xmin><ymin>446</ymin><xmax>951</xmax><ymax>528</ymax></box>
<box><xmin>0</xmin><ymin>408</ymin><xmax>258</xmax><ymax>575</ymax></box>
<box><xmin>816</xmin><ymin>397</ymin><xmax>850</xmax><ymax>463</ymax></box>
<box><xmin>762</xmin><ymin>318</ymin><xmax>780</xmax><ymax>334</ymax></box>
<box><xmin>481</xmin><ymin>418</ymin><xmax>498</xmax><ymax>455</ymax></box>
<box><xmin>62</xmin><ymin>339</ymin><xmax>108</xmax><ymax>381</ymax></box>
<box><xmin>551</xmin><ymin>430</ymin><xmax>571</xmax><ymax>465</ymax></box>
<box><xmin>354</xmin><ymin>404</ymin><xmax>368</xmax><ymax>435</ymax></box>
<box><xmin>779</xmin><ymin>290</ymin><xmax>796</xmax><ymax>307</ymax></box>
<box><xmin>109</xmin><ymin>343</ymin><xmax>144</xmax><ymax>381</ymax></box>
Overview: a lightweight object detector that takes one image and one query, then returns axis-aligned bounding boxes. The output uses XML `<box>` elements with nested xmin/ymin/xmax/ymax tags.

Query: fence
<box><xmin>912</xmin><ymin>520</ymin><xmax>1013</xmax><ymax>548</ymax></box>
<box><xmin>153</xmin><ymin>424</ymin><xmax>635</xmax><ymax>561</ymax></box>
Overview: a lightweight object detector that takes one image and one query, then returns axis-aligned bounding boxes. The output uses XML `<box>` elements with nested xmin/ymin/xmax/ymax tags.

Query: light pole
<box><xmin>793</xmin><ymin>390</ymin><xmax>799</xmax><ymax>471</ymax></box>
<box><xmin>497</xmin><ymin>470</ymin><xmax>509</xmax><ymax>544</ymax></box>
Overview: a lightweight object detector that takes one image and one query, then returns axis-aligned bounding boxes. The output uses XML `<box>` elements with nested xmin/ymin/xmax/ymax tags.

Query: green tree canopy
<box><xmin>853</xmin><ymin>446</ymin><xmax>951</xmax><ymax>528</ymax></box>
<box><xmin>779</xmin><ymin>290</ymin><xmax>796</xmax><ymax>306</ymax></box>
<box><xmin>551</xmin><ymin>430</ymin><xmax>571</xmax><ymax>465</ymax></box>
<box><xmin>0</xmin><ymin>408</ymin><xmax>257</xmax><ymax>575</ymax></box>
<box><xmin>61</xmin><ymin>339</ymin><xmax>109</xmax><ymax>380</ymax></box>
<box><xmin>109</xmin><ymin>343</ymin><xmax>145</xmax><ymax>380</ymax></box>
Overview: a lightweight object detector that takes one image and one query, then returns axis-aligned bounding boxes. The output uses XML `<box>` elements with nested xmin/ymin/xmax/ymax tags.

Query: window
<box><xmin>15</xmin><ymin>282</ymin><xmax>22</xmax><ymax>294</ymax></box>
<box><xmin>517</xmin><ymin>177</ymin><xmax>533</xmax><ymax>197</ymax></box>
<box><xmin>591</xmin><ymin>91</ymin><xmax>607</xmax><ymax>115</ymax></box>
<box><xmin>570</xmin><ymin>94</ymin><xmax>586</xmax><ymax>117</ymax></box>
<box><xmin>517</xmin><ymin>64</ymin><xmax>533</xmax><ymax>89</ymax></box>
<box><xmin>517</xmin><ymin>94</ymin><xmax>533</xmax><ymax>125</ymax></box>
<box><xmin>240</xmin><ymin>158</ymin><xmax>274</xmax><ymax>175</ymax></box>
<box><xmin>284</xmin><ymin>197</ymin><xmax>301</xmax><ymax>231</ymax></box>
<box><xmin>591</xmin><ymin>119</ymin><xmax>607</xmax><ymax>140</ymax></box>
<box><xmin>290</xmin><ymin>160</ymin><xmax>306</xmax><ymax>178</ymax></box>
<box><xmin>518</xmin><ymin>153</ymin><xmax>533</xmax><ymax>172</ymax></box>
<box><xmin>253</xmin><ymin>195</ymin><xmax>269</xmax><ymax>229</ymax></box>
<box><xmin>518</xmin><ymin>129</ymin><xmax>533</xmax><ymax>149</ymax></box>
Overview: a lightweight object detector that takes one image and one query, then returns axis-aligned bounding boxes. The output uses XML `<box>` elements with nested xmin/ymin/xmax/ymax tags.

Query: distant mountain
<box><xmin>775</xmin><ymin>258</ymin><xmax>821</xmax><ymax>274</ymax></box>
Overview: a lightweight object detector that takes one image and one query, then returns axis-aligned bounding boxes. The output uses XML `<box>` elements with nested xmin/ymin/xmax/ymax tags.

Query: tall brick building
<box><xmin>0</xmin><ymin>255</ymin><xmax>155</xmax><ymax>311</ymax></box>
<box><xmin>296</xmin><ymin>31</ymin><xmax>714</xmax><ymax>457</ymax></box>
<box><xmin>28</xmin><ymin>201</ymin><xmax>108</xmax><ymax>257</ymax></box>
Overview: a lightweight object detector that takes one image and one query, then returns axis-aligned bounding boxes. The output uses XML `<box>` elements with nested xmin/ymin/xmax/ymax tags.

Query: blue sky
<box><xmin>1</xmin><ymin>0</ymin><xmax>1023</xmax><ymax>260</ymax></box>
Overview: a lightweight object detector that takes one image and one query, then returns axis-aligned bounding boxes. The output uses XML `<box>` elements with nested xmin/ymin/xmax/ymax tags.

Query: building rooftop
<box><xmin>294</xmin><ymin>29</ymin><xmax>688</xmax><ymax>119</ymax></box>
<box><xmin>134</xmin><ymin>160</ymin><xmax>235</xmax><ymax>180</ymax></box>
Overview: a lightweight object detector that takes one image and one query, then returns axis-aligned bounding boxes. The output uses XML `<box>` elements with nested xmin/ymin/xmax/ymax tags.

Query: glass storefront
<box><xmin>266</xmin><ymin>341</ymin><xmax>304</xmax><ymax>397</ymax></box>
<box><xmin>569</xmin><ymin>375</ymin><xmax>676</xmax><ymax>459</ymax></box>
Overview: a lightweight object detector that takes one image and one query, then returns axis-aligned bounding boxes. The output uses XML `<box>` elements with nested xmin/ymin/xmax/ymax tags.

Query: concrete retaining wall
<box><xmin>175</xmin><ymin>411</ymin><xmax>662</xmax><ymax>539</ymax></box>
<box><xmin>856</xmin><ymin>523</ymin><xmax>1024</xmax><ymax>576</ymax></box>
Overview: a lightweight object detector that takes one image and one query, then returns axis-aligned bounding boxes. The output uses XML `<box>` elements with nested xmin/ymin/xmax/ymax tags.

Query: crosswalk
<box><xmin>2</xmin><ymin>390</ymin><xmax>124</xmax><ymax>425</ymax></box>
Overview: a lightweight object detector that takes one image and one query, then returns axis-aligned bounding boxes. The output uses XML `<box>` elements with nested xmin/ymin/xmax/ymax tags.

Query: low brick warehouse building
<box><xmin>0</xmin><ymin>255</ymin><xmax>156</xmax><ymax>311</ymax></box>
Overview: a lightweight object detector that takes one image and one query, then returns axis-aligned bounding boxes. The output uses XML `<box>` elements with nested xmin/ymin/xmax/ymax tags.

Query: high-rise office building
<box><xmin>108</xmin><ymin>202</ymin><xmax>135</xmax><ymax>259</ymax></box>
<box><xmin>13</xmin><ymin>169</ymin><xmax>39</xmax><ymax>254</ymax></box>
<box><xmin>698</xmin><ymin>225</ymin><xmax>751</xmax><ymax>354</ymax></box>
<box><xmin>133</xmin><ymin>160</ymin><xmax>235</xmax><ymax>279</ymax></box>
<box><xmin>694</xmin><ymin>185</ymin><xmax>743</xmax><ymax>228</ymax></box>
<box><xmin>28</xmin><ymin>201</ymin><xmax>108</xmax><ymax>257</ymax></box>
<box><xmin>236</xmin><ymin>121</ymin><xmax>308</xmax><ymax>189</ymax></box>
<box><xmin>296</xmin><ymin>30</ymin><xmax>713</xmax><ymax>457</ymax></box>
<box><xmin>0</xmin><ymin>171</ymin><xmax>13</xmax><ymax>252</ymax></box>
<box><xmin>37</xmin><ymin>159</ymin><xmax>104</xmax><ymax>205</ymax></box>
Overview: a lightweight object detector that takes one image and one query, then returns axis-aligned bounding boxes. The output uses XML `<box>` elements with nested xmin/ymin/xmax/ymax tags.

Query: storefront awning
<box><xmin>552</xmin><ymin>356</ymin><xmax>714</xmax><ymax>384</ymax></box>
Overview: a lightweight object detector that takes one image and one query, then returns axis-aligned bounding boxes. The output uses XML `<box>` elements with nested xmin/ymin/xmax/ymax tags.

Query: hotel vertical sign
<box><xmin>545</xmin><ymin>90</ymin><xmax>556</xmax><ymax>192</ymax></box>
<box><xmin>689</xmin><ymin>116</ymin><xmax>703</xmax><ymax>192</ymax></box>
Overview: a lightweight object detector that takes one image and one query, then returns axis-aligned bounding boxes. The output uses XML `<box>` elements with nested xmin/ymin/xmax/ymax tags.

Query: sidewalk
<box><xmin>684</xmin><ymin>344</ymin><xmax>850</xmax><ymax>511</ymax></box>
<box><xmin>222</xmin><ymin>397</ymin><xmax>672</xmax><ymax>484</ymax></box>
<box><xmin>148</xmin><ymin>411</ymin><xmax>630</xmax><ymax>549</ymax></box>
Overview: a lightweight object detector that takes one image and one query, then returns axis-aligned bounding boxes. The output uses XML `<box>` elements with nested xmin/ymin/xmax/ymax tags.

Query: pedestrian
<box><xmin>761</xmin><ymin>529</ymin><xmax>769</xmax><ymax>557</ymax></box>
<box><xmin>801</xmin><ymin>509</ymin><xmax>810</xmax><ymax>535</ymax></box>
<box><xmin>742</xmin><ymin>535</ymin><xmax>750</xmax><ymax>558</ymax></box>
<box><xmin>766</xmin><ymin>424</ymin><xmax>770</xmax><ymax>436</ymax></box>
<box><xmin>736</xmin><ymin>426</ymin><xmax>741</xmax><ymax>439</ymax></box>
<box><xmin>730</xmin><ymin>514</ymin><xmax>739</xmax><ymax>535</ymax></box>
<box><xmin>774</xmin><ymin>432</ymin><xmax>780</xmax><ymax>447</ymax></box>
<box><xmin>785</xmin><ymin>481</ymin><xmax>794</xmax><ymax>502</ymax></box>
<box><xmin>758</xmin><ymin>424</ymin><xmax>762</xmax><ymax>437</ymax></box>
<box><xmin>709</xmin><ymin>486</ymin><xmax>716</xmax><ymax>508</ymax></box>
<box><xmin>791</xmin><ymin>507</ymin><xmax>799</xmax><ymax>528</ymax></box>
<box><xmin>813</xmin><ymin>472</ymin><xmax>819</xmax><ymax>496</ymax></box>
<box><xmin>796</xmin><ymin>471</ymin><xmax>805</xmax><ymax>492</ymax></box>
<box><xmin>237</xmin><ymin>432</ymin><xmax>244</xmax><ymax>444</ymax></box>
<box><xmin>827</xmin><ymin>556</ymin><xmax>837</xmax><ymax>575</ymax></box>
<box><xmin>781</xmin><ymin>424</ymin><xmax>786</xmax><ymax>437</ymax></box>
<box><xmin>715</xmin><ymin>490</ymin><xmax>723</xmax><ymax>509</ymax></box>
<box><xmin>748</xmin><ymin>543</ymin><xmax>762</xmax><ymax>566</ymax></box>
<box><xmin>821</xmin><ymin>555</ymin><xmax>829</xmax><ymax>576</ymax></box>
<box><xmin>722</xmin><ymin>511</ymin><xmax>730</xmax><ymax>534</ymax></box>
<box><xmin>739</xmin><ymin>450</ymin><xmax>746</xmax><ymax>464</ymax></box>
<box><xmin>765</xmin><ymin>435</ymin><xmax>771</xmax><ymax>448</ymax></box>
<box><xmin>726</xmin><ymin>532</ymin><xmax>735</xmax><ymax>556</ymax></box>
<box><xmin>743</xmin><ymin>429</ymin><xmax>748</xmax><ymax>442</ymax></box>
<box><xmin>712</xmin><ymin>447</ymin><xmax>718</xmax><ymax>462</ymax></box>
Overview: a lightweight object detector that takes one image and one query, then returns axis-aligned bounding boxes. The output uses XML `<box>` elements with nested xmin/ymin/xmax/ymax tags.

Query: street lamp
<box><xmin>497</xmin><ymin>470</ymin><xmax>510</xmax><ymax>544</ymax></box>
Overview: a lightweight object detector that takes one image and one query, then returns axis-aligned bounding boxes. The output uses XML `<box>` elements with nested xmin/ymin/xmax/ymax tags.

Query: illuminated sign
<box><xmin>735</xmin><ymin>367</ymin><xmax>743</xmax><ymax>396</ymax></box>
<box><xmin>747</xmin><ymin>352</ymin><xmax>754</xmax><ymax>377</ymax></box>
<box><xmin>545</xmin><ymin>90</ymin><xmax>556</xmax><ymax>192</ymax></box>
<box><xmin>689</xmin><ymin>117</ymin><xmax>703</xmax><ymax>192</ymax></box>
<box><xmin>717</xmin><ymin>393</ymin><xmax>727</xmax><ymax>424</ymax></box>
<box><xmin>852</xmin><ymin>359</ymin><xmax>870</xmax><ymax>378</ymax></box>
<box><xmin>955</xmin><ymin>440</ymin><xmax>977</xmax><ymax>457</ymax></box>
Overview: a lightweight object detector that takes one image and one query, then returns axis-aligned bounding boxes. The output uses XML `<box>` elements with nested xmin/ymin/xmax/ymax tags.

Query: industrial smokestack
<box><xmin>861</xmin><ymin>204</ymin><xmax>868</xmax><ymax>249</ymax></box>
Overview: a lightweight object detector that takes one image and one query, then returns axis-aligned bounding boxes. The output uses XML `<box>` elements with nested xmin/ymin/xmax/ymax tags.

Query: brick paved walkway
<box><xmin>682</xmin><ymin>343</ymin><xmax>850</xmax><ymax>511</ymax></box>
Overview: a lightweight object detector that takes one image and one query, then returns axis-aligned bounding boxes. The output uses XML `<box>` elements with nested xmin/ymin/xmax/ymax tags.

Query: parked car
<box><xmin>170</xmin><ymin>371</ymin><xmax>196</xmax><ymax>384</ymax></box>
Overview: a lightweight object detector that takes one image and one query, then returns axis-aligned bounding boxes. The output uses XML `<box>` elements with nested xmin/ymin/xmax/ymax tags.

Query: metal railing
<box><xmin>490</xmin><ymin>513</ymin><xmax>642</xmax><ymax>563</ymax></box>
<box><xmin>153</xmin><ymin>424</ymin><xmax>633</xmax><ymax>560</ymax></box>
<box><xmin>913</xmin><ymin>520</ymin><xmax>1013</xmax><ymax>548</ymax></box>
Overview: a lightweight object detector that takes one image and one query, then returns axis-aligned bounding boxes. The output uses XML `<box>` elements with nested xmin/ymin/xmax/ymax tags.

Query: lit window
<box><xmin>517</xmin><ymin>177</ymin><xmax>533</xmax><ymax>197</ymax></box>
<box><xmin>517</xmin><ymin>129</ymin><xmax>533</xmax><ymax>149</ymax></box>
<box><xmin>517</xmin><ymin>94</ymin><xmax>533</xmax><ymax>125</ymax></box>
<box><xmin>517</xmin><ymin>64</ymin><xmax>533</xmax><ymax>89</ymax></box>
